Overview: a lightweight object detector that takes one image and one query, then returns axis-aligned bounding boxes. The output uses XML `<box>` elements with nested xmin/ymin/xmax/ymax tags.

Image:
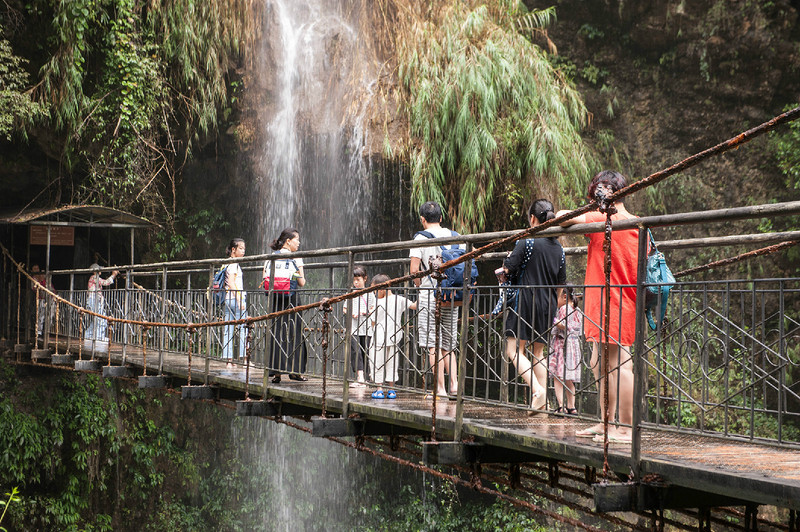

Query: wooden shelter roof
<box><xmin>0</xmin><ymin>205</ymin><xmax>158</xmax><ymax>228</ymax></box>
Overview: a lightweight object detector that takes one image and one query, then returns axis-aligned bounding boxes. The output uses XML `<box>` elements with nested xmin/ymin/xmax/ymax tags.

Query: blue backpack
<box><xmin>644</xmin><ymin>231</ymin><xmax>675</xmax><ymax>330</ymax></box>
<box><xmin>211</xmin><ymin>266</ymin><xmax>228</xmax><ymax>305</ymax></box>
<box><xmin>416</xmin><ymin>230</ymin><xmax>478</xmax><ymax>303</ymax></box>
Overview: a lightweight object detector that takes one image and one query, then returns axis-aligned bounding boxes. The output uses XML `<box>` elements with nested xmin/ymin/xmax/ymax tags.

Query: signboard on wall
<box><xmin>29</xmin><ymin>226</ymin><xmax>75</xmax><ymax>246</ymax></box>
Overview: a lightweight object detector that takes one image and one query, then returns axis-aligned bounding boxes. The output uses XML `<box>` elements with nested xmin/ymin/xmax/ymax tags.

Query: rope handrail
<box><xmin>11</xmin><ymin>104</ymin><xmax>799</xmax><ymax>332</ymax></box>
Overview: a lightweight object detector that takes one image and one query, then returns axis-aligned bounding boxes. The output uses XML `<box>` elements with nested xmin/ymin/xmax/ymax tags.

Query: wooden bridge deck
<box><xmin>31</xmin><ymin>337</ymin><xmax>800</xmax><ymax>512</ymax></box>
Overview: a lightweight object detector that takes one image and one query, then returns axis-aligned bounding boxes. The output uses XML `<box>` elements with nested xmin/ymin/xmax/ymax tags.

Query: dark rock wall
<box><xmin>524</xmin><ymin>0</ymin><xmax>800</xmax><ymax>213</ymax></box>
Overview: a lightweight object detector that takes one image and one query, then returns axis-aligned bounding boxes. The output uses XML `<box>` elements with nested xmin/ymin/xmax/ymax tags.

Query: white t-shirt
<box><xmin>263</xmin><ymin>250</ymin><xmax>303</xmax><ymax>282</ymax></box>
<box><xmin>371</xmin><ymin>294</ymin><xmax>414</xmax><ymax>348</ymax></box>
<box><xmin>223</xmin><ymin>263</ymin><xmax>246</xmax><ymax>308</ymax></box>
<box><xmin>344</xmin><ymin>292</ymin><xmax>376</xmax><ymax>336</ymax></box>
<box><xmin>409</xmin><ymin>226</ymin><xmax>465</xmax><ymax>289</ymax></box>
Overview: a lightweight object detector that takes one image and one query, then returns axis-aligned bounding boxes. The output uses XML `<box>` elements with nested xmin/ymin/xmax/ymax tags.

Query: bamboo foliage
<box><xmin>390</xmin><ymin>0</ymin><xmax>595</xmax><ymax>232</ymax></box>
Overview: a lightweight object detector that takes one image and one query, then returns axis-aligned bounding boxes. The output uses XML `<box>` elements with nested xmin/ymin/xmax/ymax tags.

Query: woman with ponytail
<box><xmin>263</xmin><ymin>228</ymin><xmax>308</xmax><ymax>382</ymax></box>
<box><xmin>501</xmin><ymin>199</ymin><xmax>566</xmax><ymax>413</ymax></box>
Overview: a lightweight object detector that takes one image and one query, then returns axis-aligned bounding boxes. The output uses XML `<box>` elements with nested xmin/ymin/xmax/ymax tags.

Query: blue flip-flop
<box><xmin>386</xmin><ymin>390</ymin><xmax>397</xmax><ymax>399</ymax></box>
<box><xmin>371</xmin><ymin>390</ymin><xmax>385</xmax><ymax>399</ymax></box>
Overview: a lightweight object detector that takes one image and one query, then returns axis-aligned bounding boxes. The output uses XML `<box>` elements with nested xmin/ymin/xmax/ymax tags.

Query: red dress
<box><xmin>583</xmin><ymin>211</ymin><xmax>640</xmax><ymax>346</ymax></box>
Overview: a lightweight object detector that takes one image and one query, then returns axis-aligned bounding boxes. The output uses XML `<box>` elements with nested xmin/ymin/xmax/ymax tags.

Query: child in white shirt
<box><xmin>369</xmin><ymin>274</ymin><xmax>417</xmax><ymax>399</ymax></box>
<box><xmin>343</xmin><ymin>266</ymin><xmax>375</xmax><ymax>387</ymax></box>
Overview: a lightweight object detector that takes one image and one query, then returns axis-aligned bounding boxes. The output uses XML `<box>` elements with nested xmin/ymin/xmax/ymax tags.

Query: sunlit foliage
<box><xmin>389</xmin><ymin>0</ymin><xmax>596</xmax><ymax>232</ymax></box>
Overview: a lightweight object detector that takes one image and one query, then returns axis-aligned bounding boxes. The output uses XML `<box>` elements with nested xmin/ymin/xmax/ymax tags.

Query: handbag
<box><xmin>644</xmin><ymin>230</ymin><xmax>675</xmax><ymax>330</ymax></box>
<box><xmin>263</xmin><ymin>258</ymin><xmax>299</xmax><ymax>295</ymax></box>
<box><xmin>491</xmin><ymin>239</ymin><xmax>535</xmax><ymax>316</ymax></box>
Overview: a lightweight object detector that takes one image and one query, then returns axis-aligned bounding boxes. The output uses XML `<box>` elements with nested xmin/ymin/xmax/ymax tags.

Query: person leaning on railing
<box><xmin>86</xmin><ymin>263</ymin><xmax>119</xmax><ymax>341</ymax></box>
<box><xmin>557</xmin><ymin>170</ymin><xmax>642</xmax><ymax>445</ymax></box>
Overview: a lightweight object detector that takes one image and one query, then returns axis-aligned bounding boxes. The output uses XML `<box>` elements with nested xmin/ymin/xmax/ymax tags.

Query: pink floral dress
<box><xmin>549</xmin><ymin>305</ymin><xmax>583</xmax><ymax>382</ymax></box>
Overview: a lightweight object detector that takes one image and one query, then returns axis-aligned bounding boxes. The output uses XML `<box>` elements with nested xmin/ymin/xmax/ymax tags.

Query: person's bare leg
<box><xmin>428</xmin><ymin>347</ymin><xmax>447</xmax><ymax>396</ymax></box>
<box><xmin>610</xmin><ymin>345</ymin><xmax>633</xmax><ymax>439</ymax></box>
<box><xmin>553</xmin><ymin>378</ymin><xmax>565</xmax><ymax>409</ymax></box>
<box><xmin>577</xmin><ymin>342</ymin><xmax>605</xmax><ymax>435</ymax></box>
<box><xmin>531</xmin><ymin>341</ymin><xmax>548</xmax><ymax>399</ymax></box>
<box><xmin>564</xmin><ymin>381</ymin><xmax>577</xmax><ymax>410</ymax></box>
<box><xmin>445</xmin><ymin>351</ymin><xmax>458</xmax><ymax>394</ymax></box>
<box><xmin>505</xmin><ymin>337</ymin><xmax>533</xmax><ymax>388</ymax></box>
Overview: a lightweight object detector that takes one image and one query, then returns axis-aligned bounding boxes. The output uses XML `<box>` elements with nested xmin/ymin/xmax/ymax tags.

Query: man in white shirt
<box><xmin>409</xmin><ymin>201</ymin><xmax>463</xmax><ymax>397</ymax></box>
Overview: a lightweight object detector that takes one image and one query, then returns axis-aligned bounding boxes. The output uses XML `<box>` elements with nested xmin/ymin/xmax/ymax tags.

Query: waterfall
<box><xmin>250</xmin><ymin>0</ymin><xmax>384</xmax><ymax>253</ymax></box>
<box><xmin>231</xmin><ymin>417</ymin><xmax>425</xmax><ymax>531</ymax></box>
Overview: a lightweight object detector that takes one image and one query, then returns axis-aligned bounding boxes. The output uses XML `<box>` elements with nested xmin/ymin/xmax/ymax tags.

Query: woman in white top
<box><xmin>263</xmin><ymin>228</ymin><xmax>308</xmax><ymax>382</ymax></box>
<box><xmin>223</xmin><ymin>238</ymin><xmax>247</xmax><ymax>367</ymax></box>
<box><xmin>86</xmin><ymin>263</ymin><xmax>119</xmax><ymax>341</ymax></box>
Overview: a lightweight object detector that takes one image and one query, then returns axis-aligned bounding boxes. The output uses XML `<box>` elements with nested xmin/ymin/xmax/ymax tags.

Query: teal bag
<box><xmin>644</xmin><ymin>230</ymin><xmax>675</xmax><ymax>330</ymax></box>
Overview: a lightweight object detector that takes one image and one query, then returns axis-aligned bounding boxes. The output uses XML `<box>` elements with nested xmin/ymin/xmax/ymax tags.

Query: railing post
<box><xmin>205</xmin><ymin>266</ymin><xmax>214</xmax><ymax>385</ymax></box>
<box><xmin>341</xmin><ymin>252</ymin><xmax>355</xmax><ymax>417</ymax></box>
<box><xmin>262</xmin><ymin>258</ymin><xmax>276</xmax><ymax>393</ymax></box>
<box><xmin>122</xmin><ymin>268</ymin><xmax>131</xmax><ymax>364</ymax></box>
<box><xmin>158</xmin><ymin>266</ymin><xmax>167</xmax><ymax>375</ymax></box>
<box><xmin>454</xmin><ymin>243</ymin><xmax>472</xmax><ymax>440</ymax></box>
<box><xmin>43</xmin><ymin>225</ymin><xmax>52</xmax><ymax>345</ymax></box>
<box><xmin>778</xmin><ymin>280</ymin><xmax>785</xmax><ymax>443</ymax></box>
<box><xmin>630</xmin><ymin>224</ymin><xmax>650</xmax><ymax>480</ymax></box>
<box><xmin>66</xmin><ymin>274</ymin><xmax>74</xmax><ymax>353</ymax></box>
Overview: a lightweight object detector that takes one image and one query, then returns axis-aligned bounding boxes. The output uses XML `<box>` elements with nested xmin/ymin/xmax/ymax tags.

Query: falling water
<box><xmin>231</xmin><ymin>417</ymin><xmax>426</xmax><ymax>531</ymax></box>
<box><xmin>250</xmin><ymin>0</ymin><xmax>386</xmax><ymax>252</ymax></box>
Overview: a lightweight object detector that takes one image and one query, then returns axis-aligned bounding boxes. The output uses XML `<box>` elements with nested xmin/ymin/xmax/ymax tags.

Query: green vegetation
<box><xmin>391</xmin><ymin>0</ymin><xmax>596</xmax><ymax>232</ymax></box>
<box><xmin>0</xmin><ymin>35</ymin><xmax>47</xmax><ymax>140</ymax></box>
<box><xmin>0</xmin><ymin>487</ymin><xmax>19</xmax><ymax>532</ymax></box>
<box><xmin>771</xmin><ymin>103</ymin><xmax>800</xmax><ymax>192</ymax></box>
<box><xmin>0</xmin><ymin>364</ymin><xmax>553</xmax><ymax>530</ymax></box>
<box><xmin>4</xmin><ymin>0</ymin><xmax>251</xmax><ymax>221</ymax></box>
<box><xmin>0</xmin><ymin>368</ymin><xmax>254</xmax><ymax>530</ymax></box>
<box><xmin>358</xmin><ymin>484</ymin><xmax>547</xmax><ymax>531</ymax></box>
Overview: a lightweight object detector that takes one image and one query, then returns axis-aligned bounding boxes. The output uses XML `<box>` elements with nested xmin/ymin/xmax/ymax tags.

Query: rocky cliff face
<box><xmin>525</xmin><ymin>0</ymin><xmax>800</xmax><ymax>215</ymax></box>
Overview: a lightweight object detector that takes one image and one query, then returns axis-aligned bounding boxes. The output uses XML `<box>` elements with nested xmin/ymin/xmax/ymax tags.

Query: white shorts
<box><xmin>369</xmin><ymin>344</ymin><xmax>400</xmax><ymax>384</ymax></box>
<box><xmin>416</xmin><ymin>293</ymin><xmax>459</xmax><ymax>351</ymax></box>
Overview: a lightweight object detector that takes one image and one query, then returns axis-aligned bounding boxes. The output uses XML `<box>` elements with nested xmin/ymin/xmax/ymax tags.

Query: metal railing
<box><xmin>5</xmin><ymin>201</ymin><xmax>800</xmax><ymax>467</ymax></box>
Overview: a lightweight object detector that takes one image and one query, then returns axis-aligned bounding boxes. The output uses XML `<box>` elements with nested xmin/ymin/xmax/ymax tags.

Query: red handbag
<box><xmin>263</xmin><ymin>276</ymin><xmax>291</xmax><ymax>294</ymax></box>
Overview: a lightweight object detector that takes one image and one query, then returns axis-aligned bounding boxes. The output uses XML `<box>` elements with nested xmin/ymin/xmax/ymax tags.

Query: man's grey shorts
<box><xmin>417</xmin><ymin>295</ymin><xmax>460</xmax><ymax>351</ymax></box>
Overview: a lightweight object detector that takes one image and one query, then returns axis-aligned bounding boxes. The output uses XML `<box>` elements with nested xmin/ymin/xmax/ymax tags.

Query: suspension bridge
<box><xmin>3</xmin><ymin>108</ymin><xmax>800</xmax><ymax>531</ymax></box>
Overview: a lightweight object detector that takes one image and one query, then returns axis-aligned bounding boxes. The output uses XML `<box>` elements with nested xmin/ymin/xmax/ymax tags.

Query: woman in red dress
<box><xmin>557</xmin><ymin>170</ymin><xmax>641</xmax><ymax>444</ymax></box>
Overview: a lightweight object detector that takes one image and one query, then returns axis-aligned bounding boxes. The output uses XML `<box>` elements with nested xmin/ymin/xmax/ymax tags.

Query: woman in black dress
<box><xmin>263</xmin><ymin>228</ymin><xmax>308</xmax><ymax>382</ymax></box>
<box><xmin>502</xmin><ymin>199</ymin><xmax>566</xmax><ymax>411</ymax></box>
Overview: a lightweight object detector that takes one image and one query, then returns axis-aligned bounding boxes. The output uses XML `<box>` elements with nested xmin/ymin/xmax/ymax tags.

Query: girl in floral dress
<box><xmin>549</xmin><ymin>285</ymin><xmax>582</xmax><ymax>414</ymax></box>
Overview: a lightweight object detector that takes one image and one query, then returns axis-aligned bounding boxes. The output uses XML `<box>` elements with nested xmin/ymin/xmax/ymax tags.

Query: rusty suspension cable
<box><xmin>674</xmin><ymin>240</ymin><xmax>800</xmax><ymax>278</ymax></box>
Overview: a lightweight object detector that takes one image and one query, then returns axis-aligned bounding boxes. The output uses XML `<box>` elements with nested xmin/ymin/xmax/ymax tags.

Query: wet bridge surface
<box><xmin>35</xmin><ymin>335</ymin><xmax>800</xmax><ymax>515</ymax></box>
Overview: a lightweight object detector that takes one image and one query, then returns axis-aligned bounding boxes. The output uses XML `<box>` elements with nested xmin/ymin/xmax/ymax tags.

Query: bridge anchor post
<box><xmin>138</xmin><ymin>375</ymin><xmax>168</xmax><ymax>389</ymax></box>
<box><xmin>14</xmin><ymin>343</ymin><xmax>31</xmax><ymax>362</ymax></box>
<box><xmin>181</xmin><ymin>385</ymin><xmax>216</xmax><ymax>400</ymax></box>
<box><xmin>31</xmin><ymin>348</ymin><xmax>51</xmax><ymax>363</ymax></box>
<box><xmin>102</xmin><ymin>366</ymin><xmax>131</xmax><ymax>378</ymax></box>
<box><xmin>235</xmin><ymin>400</ymin><xmax>279</xmax><ymax>417</ymax></box>
<box><xmin>51</xmin><ymin>353</ymin><xmax>74</xmax><ymax>365</ymax></box>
